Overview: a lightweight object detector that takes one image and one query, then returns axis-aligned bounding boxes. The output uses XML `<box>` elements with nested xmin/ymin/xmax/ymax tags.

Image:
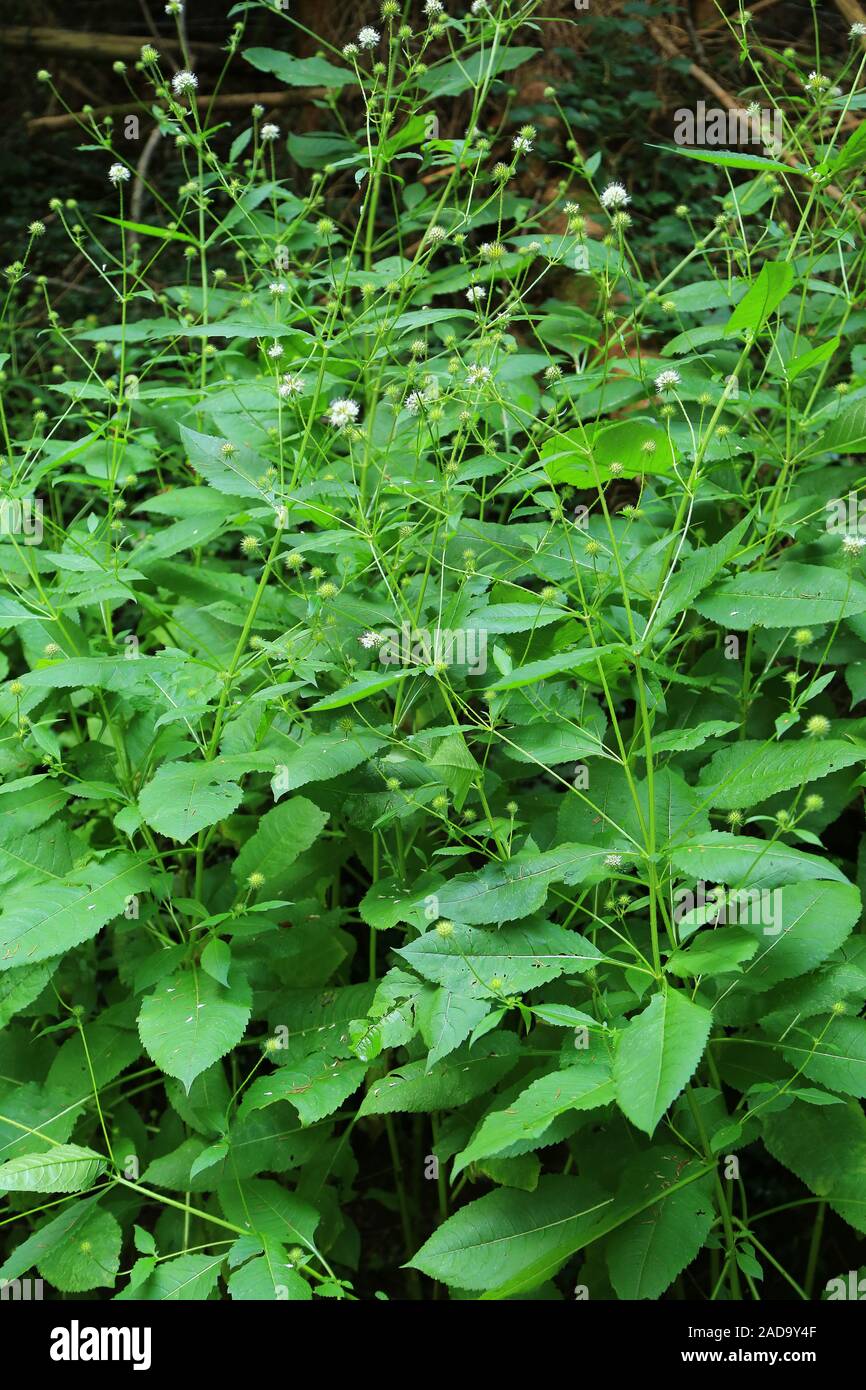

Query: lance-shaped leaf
<box><xmin>0</xmin><ymin>1144</ymin><xmax>106</xmax><ymax>1194</ymax></box>
<box><xmin>0</xmin><ymin>854</ymin><xmax>152</xmax><ymax>972</ymax></box>
<box><xmin>613</xmin><ymin>989</ymin><xmax>712</xmax><ymax>1135</ymax></box>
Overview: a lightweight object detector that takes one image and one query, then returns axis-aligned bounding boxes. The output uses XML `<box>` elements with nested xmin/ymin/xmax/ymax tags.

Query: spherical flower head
<box><xmin>806</xmin><ymin>714</ymin><xmax>830</xmax><ymax>738</ymax></box>
<box><xmin>267</xmin><ymin>341</ymin><xmax>284</xmax><ymax>359</ymax></box>
<box><xmin>726</xmin><ymin>810</ymin><xmax>744</xmax><ymax>828</ymax></box>
<box><xmin>240</xmin><ymin>535</ymin><xmax>260</xmax><ymax>556</ymax></box>
<box><xmin>172</xmin><ymin>69</ymin><xmax>198</xmax><ymax>96</ymax></box>
<box><xmin>425</xmin><ymin>0</ymin><xmax>444</xmax><ymax>15</ymax></box>
<box><xmin>260</xmin><ymin>123</ymin><xmax>280</xmax><ymax>142</ymax></box>
<box><xmin>328</xmin><ymin>398</ymin><xmax>359</xmax><ymax>429</ymax></box>
<box><xmin>426</xmin><ymin>224</ymin><xmax>447</xmax><ymax>243</ymax></box>
<box><xmin>793</xmin><ymin>627</ymin><xmax>813</xmax><ymax>648</ymax></box>
<box><xmin>165</xmin><ymin>0</ymin><xmax>183</xmax><ymax>14</ymax></box>
<box><xmin>584</xmin><ymin>537</ymin><xmax>602</xmax><ymax>557</ymax></box>
<box><xmin>381</xmin><ymin>0</ymin><xmax>400</xmax><ymax>16</ymax></box>
<box><xmin>28</xmin><ymin>221</ymin><xmax>46</xmax><ymax>238</ymax></box>
<box><xmin>317</xmin><ymin>581</ymin><xmax>338</xmax><ymax>599</ymax></box>
<box><xmin>851</xmin><ymin>22</ymin><xmax>866</xmax><ymax>37</ymax></box>
<box><xmin>842</xmin><ymin>534</ymin><xmax>866</xmax><ymax>556</ymax></box>
<box><xmin>247</xmin><ymin>871</ymin><xmax>266</xmax><ymax>889</ymax></box>
<box><xmin>342</xmin><ymin>42</ymin><xmax>360</xmax><ymax>57</ymax></box>
<box><xmin>278</xmin><ymin>374</ymin><xmax>304</xmax><ymax>399</ymax></box>
<box><xmin>512</xmin><ymin>134</ymin><xmax>533</xmax><ymax>155</ymax></box>
<box><xmin>9</xmin><ymin>680</ymin><xmax>24</xmax><ymax>697</ymax></box>
<box><xmin>435</xmin><ymin>919</ymin><xmax>454</xmax><ymax>938</ymax></box>
<box><xmin>316</xmin><ymin>217</ymin><xmax>336</xmax><ymax>237</ymax></box>
<box><xmin>36</xmin><ymin>69</ymin><xmax>52</xmax><ymax>83</ymax></box>
<box><xmin>805</xmin><ymin>70</ymin><xmax>830</xmax><ymax>94</ymax></box>
<box><xmin>44</xmin><ymin>642</ymin><xmax>61</xmax><ymax>657</ymax></box>
<box><xmin>804</xmin><ymin>794</ymin><xmax>824</xmax><ymax>813</ymax></box>
<box><xmin>604</xmin><ymin>853</ymin><xmax>623</xmax><ymax>868</ymax></box>
<box><xmin>466</xmin><ymin>364</ymin><xmax>492</xmax><ymax>387</ymax></box>
<box><xmin>655</xmin><ymin>369</ymin><xmax>681</xmax><ymax>394</ymax></box>
<box><xmin>357</xmin><ymin>26</ymin><xmax>380</xmax><ymax>48</ymax></box>
<box><xmin>432</xmin><ymin>793</ymin><xmax>449</xmax><ymax>810</ymax></box>
<box><xmin>466</xmin><ymin>285</ymin><xmax>485</xmax><ymax>303</ymax></box>
<box><xmin>269</xmin><ymin>280</ymin><xmax>287</xmax><ymax>295</ymax></box>
<box><xmin>108</xmin><ymin>163</ymin><xmax>131</xmax><ymax>185</ymax></box>
<box><xmin>480</xmin><ymin>241</ymin><xmax>505</xmax><ymax>260</ymax></box>
<box><xmin>358</xmin><ymin>630</ymin><xmax>383</xmax><ymax>649</ymax></box>
<box><xmin>600</xmin><ymin>182</ymin><xmax>630</xmax><ymax>212</ymax></box>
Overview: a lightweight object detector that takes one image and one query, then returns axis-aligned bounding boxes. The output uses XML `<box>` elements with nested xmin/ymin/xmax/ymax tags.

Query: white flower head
<box><xmin>279</xmin><ymin>374</ymin><xmax>305</xmax><ymax>398</ymax></box>
<box><xmin>359</xmin><ymin>630</ymin><xmax>384</xmax><ymax>649</ymax></box>
<box><xmin>404</xmin><ymin>392</ymin><xmax>424</xmax><ymax>414</ymax></box>
<box><xmin>425</xmin><ymin>0</ymin><xmax>445</xmax><ymax>14</ymax></box>
<box><xmin>466</xmin><ymin>364</ymin><xmax>492</xmax><ymax>386</ymax></box>
<box><xmin>426</xmin><ymin>225</ymin><xmax>447</xmax><ymax>243</ymax></box>
<box><xmin>108</xmin><ymin>163</ymin><xmax>130</xmax><ymax>185</ymax></box>
<box><xmin>267</xmin><ymin>342</ymin><xmax>284</xmax><ymax>359</ymax></box>
<box><xmin>165</xmin><ymin>1</ymin><xmax>183</xmax><ymax>14</ymax></box>
<box><xmin>172</xmin><ymin>69</ymin><xmax>198</xmax><ymax>96</ymax></box>
<box><xmin>600</xmin><ymin>182</ymin><xmax>630</xmax><ymax>212</ymax></box>
<box><xmin>328</xmin><ymin>398</ymin><xmax>360</xmax><ymax>428</ymax></box>
<box><xmin>260</xmin><ymin>123</ymin><xmax>280</xmax><ymax>142</ymax></box>
<box><xmin>269</xmin><ymin>281</ymin><xmax>287</xmax><ymax>295</ymax></box>
<box><xmin>512</xmin><ymin>134</ymin><xmax>533</xmax><ymax>155</ymax></box>
<box><xmin>805</xmin><ymin>70</ymin><xmax>830</xmax><ymax>94</ymax></box>
<box><xmin>851</xmin><ymin>23</ymin><xmax>866</xmax><ymax>38</ymax></box>
<box><xmin>654</xmin><ymin>369</ymin><xmax>681</xmax><ymax>394</ymax></box>
<box><xmin>604</xmin><ymin>853</ymin><xmax>623</xmax><ymax>868</ymax></box>
<box><xmin>466</xmin><ymin>285</ymin><xmax>486</xmax><ymax>303</ymax></box>
<box><xmin>842</xmin><ymin>534</ymin><xmax>866</xmax><ymax>556</ymax></box>
<box><xmin>343</xmin><ymin>42</ymin><xmax>359</xmax><ymax>57</ymax></box>
<box><xmin>357</xmin><ymin>26</ymin><xmax>380</xmax><ymax>48</ymax></box>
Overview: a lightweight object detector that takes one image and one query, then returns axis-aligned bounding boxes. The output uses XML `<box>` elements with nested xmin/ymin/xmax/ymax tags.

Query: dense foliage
<box><xmin>1</xmin><ymin>0</ymin><xmax>865</xmax><ymax>1302</ymax></box>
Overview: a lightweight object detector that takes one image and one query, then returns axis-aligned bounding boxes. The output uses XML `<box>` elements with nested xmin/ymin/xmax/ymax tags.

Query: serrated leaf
<box><xmin>0</xmin><ymin>1144</ymin><xmax>106</xmax><ymax>1193</ymax></box>
<box><xmin>613</xmin><ymin>989</ymin><xmax>712</xmax><ymax>1135</ymax></box>
<box><xmin>138</xmin><ymin>969</ymin><xmax>252</xmax><ymax>1093</ymax></box>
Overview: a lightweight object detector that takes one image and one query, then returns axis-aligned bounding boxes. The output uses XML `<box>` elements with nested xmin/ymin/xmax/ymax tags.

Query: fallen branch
<box><xmin>27</xmin><ymin>89</ymin><xmax>321</xmax><ymax>134</ymax></box>
<box><xmin>2</xmin><ymin>26</ymin><xmax>223</xmax><ymax>58</ymax></box>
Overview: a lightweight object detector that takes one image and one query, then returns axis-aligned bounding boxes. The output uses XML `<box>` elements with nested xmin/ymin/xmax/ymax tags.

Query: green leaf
<box><xmin>649</xmin><ymin>143</ymin><xmax>799</xmax><ymax>174</ymax></box>
<box><xmin>0</xmin><ymin>1144</ymin><xmax>106</xmax><ymax>1193</ymax></box>
<box><xmin>408</xmin><ymin>1175</ymin><xmax>612</xmax><ymax>1291</ymax></box>
<box><xmin>358</xmin><ymin>1035</ymin><xmax>520</xmax><ymax>1115</ymax></box>
<box><xmin>139</xmin><ymin>756</ymin><xmax>270</xmax><ymax>842</ymax></box>
<box><xmin>270</xmin><ymin>732</ymin><xmax>384</xmax><ymax>798</ymax></box>
<box><xmin>397</xmin><ymin>919</ymin><xmax>601</xmax><ymax>994</ymax></box>
<box><xmin>734</xmin><ymin>881</ymin><xmax>860</xmax><ymax>990</ymax></box>
<box><xmin>613</xmin><ymin>989</ymin><xmax>712</xmax><ymax>1135</ymax></box>
<box><xmin>231</xmin><ymin>797</ymin><xmax>328</xmax><ymax>893</ymax></box>
<box><xmin>138</xmin><ymin>968</ymin><xmax>252</xmax><ymax>1092</ymax></box>
<box><xmin>0</xmin><ymin>854</ymin><xmax>152</xmax><ymax>972</ymax></box>
<box><xmin>606</xmin><ymin>1151</ymin><xmax>715</xmax><ymax>1299</ymax></box>
<box><xmin>669</xmin><ymin>831</ymin><xmax>848</xmax><ymax>887</ymax></box>
<box><xmin>725</xmin><ymin>260</ymin><xmax>794</xmax><ymax>337</ymax></box>
<box><xmin>417</xmin><ymin>46</ymin><xmax>540</xmax><ymax>97</ymax></box>
<box><xmin>697</xmin><ymin>739</ymin><xmax>866</xmax><ymax>808</ymax></box>
<box><xmin>666</xmin><ymin>927</ymin><xmax>759</xmax><ymax>977</ymax></box>
<box><xmin>242</xmin><ymin>49</ymin><xmax>350</xmax><ymax>88</ymax></box>
<box><xmin>763</xmin><ymin>1101</ymin><xmax>866</xmax><ymax>1233</ymax></box>
<box><xmin>454</xmin><ymin>1055</ymin><xmax>615</xmax><ymax>1175</ymax></box>
<box><xmin>116</xmin><ymin>1252</ymin><xmax>223</xmax><ymax>1301</ymax></box>
<box><xmin>695</xmin><ymin>562</ymin><xmax>866</xmax><ymax>629</ymax></box>
<box><xmin>38</xmin><ymin>1206</ymin><xmax>122</xmax><ymax>1292</ymax></box>
<box><xmin>782</xmin><ymin>1014</ymin><xmax>866</xmax><ymax>1098</ymax></box>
